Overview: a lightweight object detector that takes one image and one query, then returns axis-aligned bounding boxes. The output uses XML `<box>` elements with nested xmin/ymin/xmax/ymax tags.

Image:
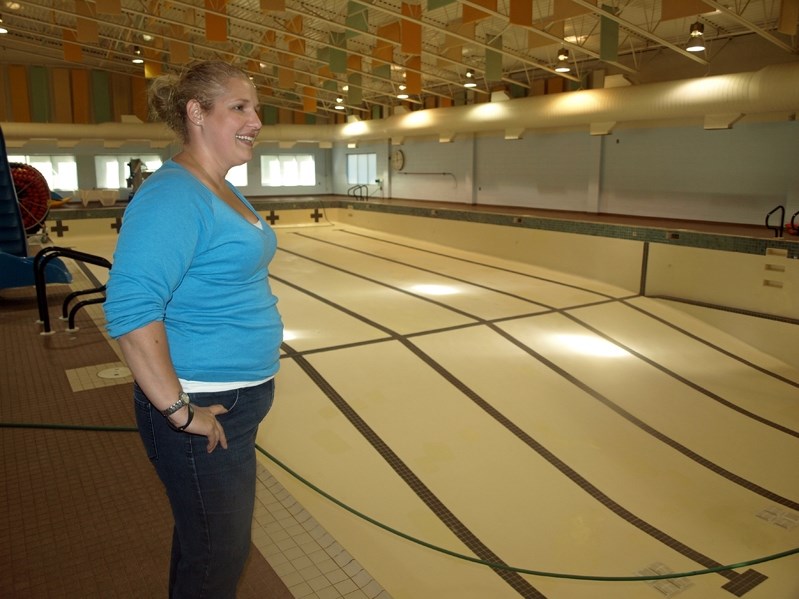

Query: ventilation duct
<box><xmin>335</xmin><ymin>62</ymin><xmax>799</xmax><ymax>141</ymax></box>
<box><xmin>1</xmin><ymin>63</ymin><xmax>797</xmax><ymax>147</ymax></box>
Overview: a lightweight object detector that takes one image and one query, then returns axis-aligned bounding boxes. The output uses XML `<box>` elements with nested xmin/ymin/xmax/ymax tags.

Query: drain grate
<box><xmin>97</xmin><ymin>366</ymin><xmax>132</xmax><ymax>380</ymax></box>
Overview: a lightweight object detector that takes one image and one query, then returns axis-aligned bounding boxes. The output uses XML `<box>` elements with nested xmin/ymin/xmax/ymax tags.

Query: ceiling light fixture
<box><xmin>397</xmin><ymin>83</ymin><xmax>408</xmax><ymax>99</ymax></box>
<box><xmin>686</xmin><ymin>38</ymin><xmax>705</xmax><ymax>52</ymax></box>
<box><xmin>555</xmin><ymin>48</ymin><xmax>571</xmax><ymax>73</ymax></box>
<box><xmin>464</xmin><ymin>68</ymin><xmax>477</xmax><ymax>88</ymax></box>
<box><xmin>0</xmin><ymin>15</ymin><xmax>6</xmax><ymax>35</ymax></box>
<box><xmin>335</xmin><ymin>96</ymin><xmax>345</xmax><ymax>110</ymax></box>
<box><xmin>131</xmin><ymin>46</ymin><xmax>143</xmax><ymax>64</ymax></box>
<box><xmin>686</xmin><ymin>21</ymin><xmax>705</xmax><ymax>52</ymax></box>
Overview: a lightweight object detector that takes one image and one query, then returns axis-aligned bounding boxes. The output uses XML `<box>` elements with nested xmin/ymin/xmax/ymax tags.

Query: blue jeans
<box><xmin>134</xmin><ymin>380</ymin><xmax>275</xmax><ymax>599</ymax></box>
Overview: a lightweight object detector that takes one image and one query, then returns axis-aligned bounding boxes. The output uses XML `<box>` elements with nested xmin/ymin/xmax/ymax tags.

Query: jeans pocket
<box><xmin>133</xmin><ymin>387</ymin><xmax>158</xmax><ymax>461</ymax></box>
<box><xmin>254</xmin><ymin>380</ymin><xmax>275</xmax><ymax>422</ymax></box>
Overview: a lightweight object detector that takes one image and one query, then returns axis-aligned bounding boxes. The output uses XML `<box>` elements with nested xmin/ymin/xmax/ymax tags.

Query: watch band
<box><xmin>161</xmin><ymin>392</ymin><xmax>190</xmax><ymax>417</ymax></box>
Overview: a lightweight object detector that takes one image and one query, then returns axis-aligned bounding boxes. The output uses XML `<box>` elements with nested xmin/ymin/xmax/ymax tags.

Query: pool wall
<box><xmin>42</xmin><ymin>200</ymin><xmax>799</xmax><ymax>366</ymax></box>
<box><xmin>336</xmin><ymin>206</ymin><xmax>644</xmax><ymax>291</ymax></box>
<box><xmin>337</xmin><ymin>205</ymin><xmax>798</xmax><ymax>313</ymax></box>
<box><xmin>334</xmin><ymin>204</ymin><xmax>799</xmax><ymax>368</ymax></box>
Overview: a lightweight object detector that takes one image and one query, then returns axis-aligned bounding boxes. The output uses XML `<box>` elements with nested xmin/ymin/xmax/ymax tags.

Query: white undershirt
<box><xmin>179</xmin><ymin>376</ymin><xmax>273</xmax><ymax>393</ymax></box>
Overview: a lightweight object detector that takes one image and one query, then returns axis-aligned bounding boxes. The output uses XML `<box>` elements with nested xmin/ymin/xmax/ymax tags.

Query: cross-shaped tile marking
<box><xmin>50</xmin><ymin>220</ymin><xmax>69</xmax><ymax>238</ymax></box>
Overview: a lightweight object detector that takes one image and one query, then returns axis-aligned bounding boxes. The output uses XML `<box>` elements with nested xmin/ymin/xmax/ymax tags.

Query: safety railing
<box><xmin>34</xmin><ymin>246</ymin><xmax>111</xmax><ymax>335</ymax></box>
<box><xmin>765</xmin><ymin>205</ymin><xmax>785</xmax><ymax>238</ymax></box>
<box><xmin>347</xmin><ymin>184</ymin><xmax>367</xmax><ymax>201</ymax></box>
<box><xmin>61</xmin><ymin>285</ymin><xmax>108</xmax><ymax>332</ymax></box>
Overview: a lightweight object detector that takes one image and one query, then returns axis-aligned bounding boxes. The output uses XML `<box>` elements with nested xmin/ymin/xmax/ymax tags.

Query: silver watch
<box><xmin>161</xmin><ymin>391</ymin><xmax>190</xmax><ymax>417</ymax></box>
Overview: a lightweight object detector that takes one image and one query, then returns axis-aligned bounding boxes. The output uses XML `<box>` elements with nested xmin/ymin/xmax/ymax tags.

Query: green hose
<box><xmin>3</xmin><ymin>420</ymin><xmax>797</xmax><ymax>582</ymax></box>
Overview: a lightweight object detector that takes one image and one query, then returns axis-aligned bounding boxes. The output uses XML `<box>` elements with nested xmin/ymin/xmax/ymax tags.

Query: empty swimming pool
<box><xmin>259</xmin><ymin>221</ymin><xmax>799</xmax><ymax>599</ymax></box>
<box><xmin>5</xmin><ymin>209</ymin><xmax>798</xmax><ymax>599</ymax></box>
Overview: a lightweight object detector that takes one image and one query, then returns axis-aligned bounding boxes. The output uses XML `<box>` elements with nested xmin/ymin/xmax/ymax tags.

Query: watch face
<box><xmin>391</xmin><ymin>149</ymin><xmax>405</xmax><ymax>171</ymax></box>
<box><xmin>179</xmin><ymin>392</ymin><xmax>190</xmax><ymax>405</ymax></box>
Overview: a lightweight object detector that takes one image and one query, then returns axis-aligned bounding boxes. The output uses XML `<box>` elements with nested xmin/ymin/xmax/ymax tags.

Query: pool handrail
<box><xmin>765</xmin><ymin>205</ymin><xmax>785</xmax><ymax>238</ymax></box>
<box><xmin>34</xmin><ymin>246</ymin><xmax>111</xmax><ymax>334</ymax></box>
<box><xmin>347</xmin><ymin>184</ymin><xmax>367</xmax><ymax>201</ymax></box>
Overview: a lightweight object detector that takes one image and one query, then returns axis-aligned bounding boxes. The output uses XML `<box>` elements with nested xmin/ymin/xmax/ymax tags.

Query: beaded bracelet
<box><xmin>167</xmin><ymin>404</ymin><xmax>194</xmax><ymax>432</ymax></box>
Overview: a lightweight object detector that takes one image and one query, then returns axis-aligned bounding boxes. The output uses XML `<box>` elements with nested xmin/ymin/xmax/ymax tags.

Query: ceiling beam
<box><xmin>701</xmin><ymin>0</ymin><xmax>797</xmax><ymax>54</ymax></box>
<box><xmin>567</xmin><ymin>0</ymin><xmax>709</xmax><ymax>66</ymax></box>
<box><xmin>168</xmin><ymin>0</ymin><xmax>469</xmax><ymax>102</ymax></box>
<box><xmin>458</xmin><ymin>0</ymin><xmax>637</xmax><ymax>76</ymax></box>
<box><xmin>17</xmin><ymin>0</ymin><xmax>404</xmax><ymax>112</ymax></box>
<box><xmin>347</xmin><ymin>0</ymin><xmax>582</xmax><ymax>82</ymax></box>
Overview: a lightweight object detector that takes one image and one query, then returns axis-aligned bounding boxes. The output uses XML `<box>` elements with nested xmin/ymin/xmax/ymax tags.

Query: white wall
<box><xmin>17</xmin><ymin>114</ymin><xmax>799</xmax><ymax>227</ymax></box>
<box><xmin>332</xmin><ymin>118</ymin><xmax>799</xmax><ymax>226</ymax></box>
<box><xmin>389</xmin><ymin>136</ymin><xmax>475</xmax><ymax>204</ymax></box>
<box><xmin>475</xmin><ymin>130</ymin><xmax>599</xmax><ymax>212</ymax></box>
<box><xmin>599</xmin><ymin>121</ymin><xmax>799</xmax><ymax>223</ymax></box>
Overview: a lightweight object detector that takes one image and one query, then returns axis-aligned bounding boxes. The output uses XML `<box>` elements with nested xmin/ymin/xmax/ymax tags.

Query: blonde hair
<box><xmin>148</xmin><ymin>60</ymin><xmax>251</xmax><ymax>143</ymax></box>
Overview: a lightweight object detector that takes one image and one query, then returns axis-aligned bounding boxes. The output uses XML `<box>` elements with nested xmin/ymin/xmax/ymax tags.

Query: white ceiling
<box><xmin>0</xmin><ymin>0</ymin><xmax>796</xmax><ymax>119</ymax></box>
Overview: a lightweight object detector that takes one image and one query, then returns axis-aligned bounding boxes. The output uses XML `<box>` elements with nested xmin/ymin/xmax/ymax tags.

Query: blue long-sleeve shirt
<box><xmin>104</xmin><ymin>160</ymin><xmax>283</xmax><ymax>382</ymax></box>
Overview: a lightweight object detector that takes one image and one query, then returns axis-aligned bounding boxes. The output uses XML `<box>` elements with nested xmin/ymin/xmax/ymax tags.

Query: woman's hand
<box><xmin>117</xmin><ymin>323</ymin><xmax>229</xmax><ymax>453</ymax></box>
<box><xmin>172</xmin><ymin>404</ymin><xmax>229</xmax><ymax>452</ymax></box>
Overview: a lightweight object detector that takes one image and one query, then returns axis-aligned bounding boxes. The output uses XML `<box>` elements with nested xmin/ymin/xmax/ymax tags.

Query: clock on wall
<box><xmin>390</xmin><ymin>148</ymin><xmax>406</xmax><ymax>171</ymax></box>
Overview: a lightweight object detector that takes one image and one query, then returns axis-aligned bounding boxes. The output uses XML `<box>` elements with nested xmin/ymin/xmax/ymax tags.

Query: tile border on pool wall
<box><xmin>343</xmin><ymin>202</ymin><xmax>799</xmax><ymax>259</ymax></box>
<box><xmin>47</xmin><ymin>199</ymin><xmax>799</xmax><ymax>259</ymax></box>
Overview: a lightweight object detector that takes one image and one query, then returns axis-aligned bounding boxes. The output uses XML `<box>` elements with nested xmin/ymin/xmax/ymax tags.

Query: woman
<box><xmin>104</xmin><ymin>61</ymin><xmax>283</xmax><ymax>598</ymax></box>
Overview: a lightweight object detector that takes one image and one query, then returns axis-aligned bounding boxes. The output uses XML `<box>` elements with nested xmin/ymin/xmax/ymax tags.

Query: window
<box><xmin>95</xmin><ymin>155</ymin><xmax>163</xmax><ymax>189</ymax></box>
<box><xmin>347</xmin><ymin>153</ymin><xmax>376</xmax><ymax>185</ymax></box>
<box><xmin>260</xmin><ymin>155</ymin><xmax>316</xmax><ymax>187</ymax></box>
<box><xmin>8</xmin><ymin>154</ymin><xmax>79</xmax><ymax>192</ymax></box>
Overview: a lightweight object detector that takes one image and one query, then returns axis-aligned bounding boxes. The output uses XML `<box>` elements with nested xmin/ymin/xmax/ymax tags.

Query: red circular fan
<box><xmin>11</xmin><ymin>162</ymin><xmax>50</xmax><ymax>234</ymax></box>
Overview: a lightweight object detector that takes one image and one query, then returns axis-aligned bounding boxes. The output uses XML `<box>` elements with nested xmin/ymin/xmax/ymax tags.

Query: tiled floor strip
<box><xmin>253</xmin><ymin>461</ymin><xmax>392</xmax><ymax>599</ymax></box>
